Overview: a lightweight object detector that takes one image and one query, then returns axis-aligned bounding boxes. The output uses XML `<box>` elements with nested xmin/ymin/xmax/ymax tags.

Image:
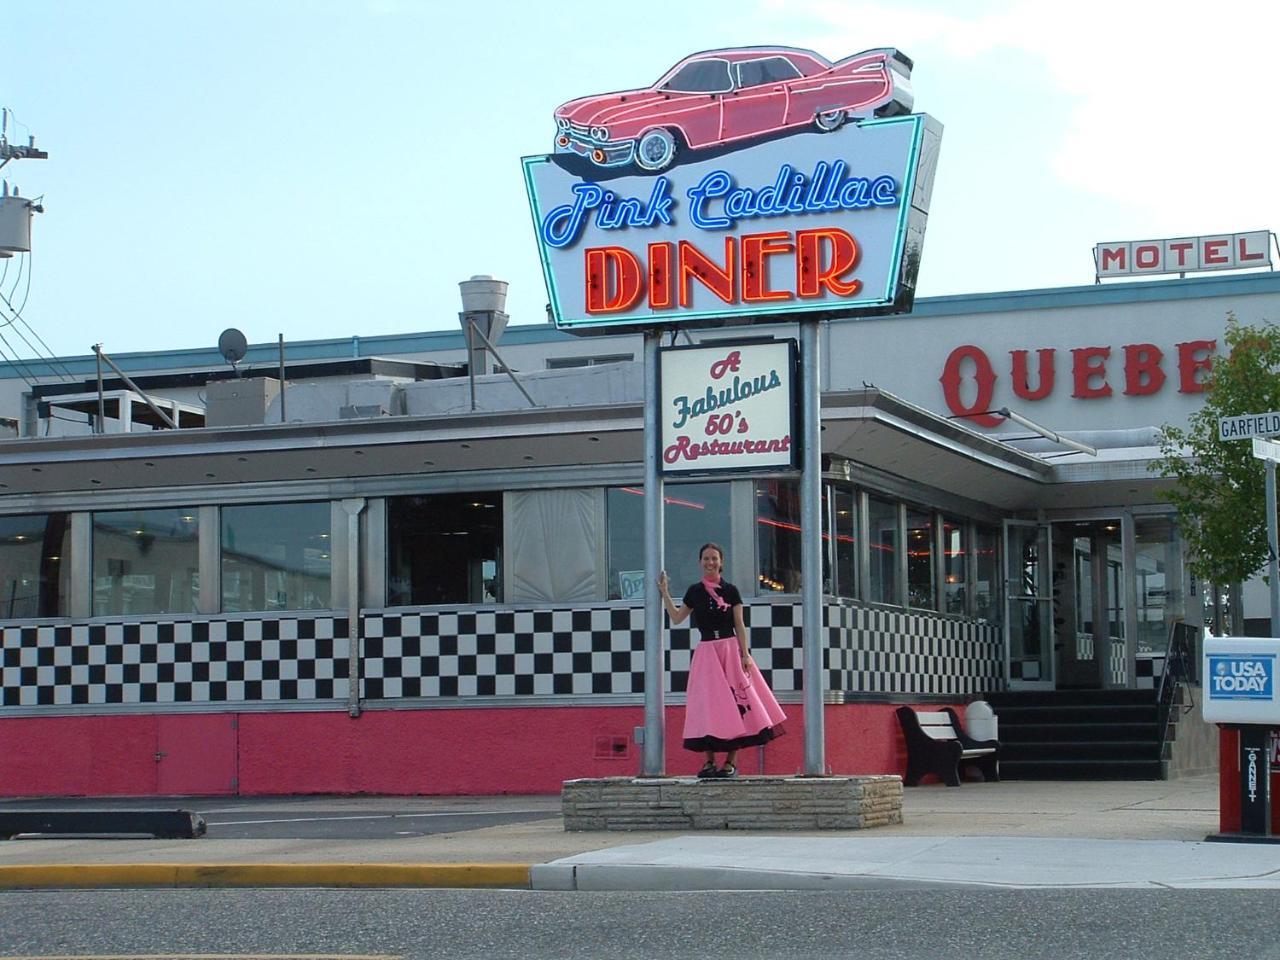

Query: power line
<box><xmin>0</xmin><ymin>251</ymin><xmax>77</xmax><ymax>382</ymax></box>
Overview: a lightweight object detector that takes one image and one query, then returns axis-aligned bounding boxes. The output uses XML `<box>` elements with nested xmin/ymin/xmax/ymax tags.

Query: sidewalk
<box><xmin>4</xmin><ymin>776</ymin><xmax>1276</xmax><ymax>891</ymax></box>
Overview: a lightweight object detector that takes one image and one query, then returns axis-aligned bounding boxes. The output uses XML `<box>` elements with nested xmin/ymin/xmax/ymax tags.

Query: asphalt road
<box><xmin>1</xmin><ymin>888</ymin><xmax>1277</xmax><ymax>960</ymax></box>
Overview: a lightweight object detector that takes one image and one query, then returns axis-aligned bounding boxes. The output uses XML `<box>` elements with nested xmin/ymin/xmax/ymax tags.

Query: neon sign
<box><xmin>524</xmin><ymin>45</ymin><xmax>941</xmax><ymax>334</ymax></box>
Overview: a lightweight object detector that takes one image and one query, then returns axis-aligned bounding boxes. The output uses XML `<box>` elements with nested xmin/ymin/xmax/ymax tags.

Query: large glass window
<box><xmin>1135</xmin><ymin>516</ymin><xmax>1183</xmax><ymax>654</ymax></box>
<box><xmin>942</xmin><ymin>517</ymin><xmax>967</xmax><ymax>615</ymax></box>
<box><xmin>93</xmin><ymin>508</ymin><xmax>198</xmax><ymax>616</ymax></box>
<box><xmin>607</xmin><ymin>482</ymin><xmax>732</xmax><ymax>600</ymax></box>
<box><xmin>387</xmin><ymin>493</ymin><xmax>502</xmax><ymax>606</ymax></box>
<box><xmin>757</xmin><ymin>479</ymin><xmax>802</xmax><ymax>594</ymax></box>
<box><xmin>867</xmin><ymin>496</ymin><xmax>899</xmax><ymax>605</ymax></box>
<box><xmin>832</xmin><ymin>483</ymin><xmax>857</xmax><ymax>599</ymax></box>
<box><xmin>0</xmin><ymin>514</ymin><xmax>70</xmax><ymax>619</ymax></box>
<box><xmin>906</xmin><ymin>508</ymin><xmax>936</xmax><ymax>609</ymax></box>
<box><xmin>973</xmin><ymin>525</ymin><xmax>1001</xmax><ymax>623</ymax></box>
<box><xmin>222</xmin><ymin>502</ymin><xmax>331</xmax><ymax>612</ymax></box>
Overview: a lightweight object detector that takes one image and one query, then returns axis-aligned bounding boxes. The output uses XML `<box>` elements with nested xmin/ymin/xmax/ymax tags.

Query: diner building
<box><xmin>0</xmin><ymin>268</ymin><xmax>1276</xmax><ymax>796</ymax></box>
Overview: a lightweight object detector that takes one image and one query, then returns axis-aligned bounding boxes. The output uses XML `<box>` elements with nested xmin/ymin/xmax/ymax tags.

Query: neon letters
<box><xmin>540</xmin><ymin>161</ymin><xmax>900</xmax><ymax>249</ymax></box>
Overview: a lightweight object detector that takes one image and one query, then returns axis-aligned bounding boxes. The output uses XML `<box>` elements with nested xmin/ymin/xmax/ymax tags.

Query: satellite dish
<box><xmin>218</xmin><ymin>328</ymin><xmax>248</xmax><ymax>365</ymax></box>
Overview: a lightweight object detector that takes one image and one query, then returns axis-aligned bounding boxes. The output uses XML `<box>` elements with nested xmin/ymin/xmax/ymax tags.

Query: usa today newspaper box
<box><xmin>1202</xmin><ymin>637</ymin><xmax>1280</xmax><ymax>838</ymax></box>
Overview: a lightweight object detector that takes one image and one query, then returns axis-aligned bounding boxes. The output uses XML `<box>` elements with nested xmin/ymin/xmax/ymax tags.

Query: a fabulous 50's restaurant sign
<box><xmin>659</xmin><ymin>339</ymin><xmax>798</xmax><ymax>475</ymax></box>
<box><xmin>523</xmin><ymin>46</ymin><xmax>942</xmax><ymax>334</ymax></box>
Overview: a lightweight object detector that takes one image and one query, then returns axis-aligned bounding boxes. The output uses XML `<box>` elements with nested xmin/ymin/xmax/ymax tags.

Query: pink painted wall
<box><xmin>0</xmin><ymin>701</ymin><xmax>950</xmax><ymax>797</ymax></box>
<box><xmin>0</xmin><ymin>714</ymin><xmax>159</xmax><ymax>797</ymax></box>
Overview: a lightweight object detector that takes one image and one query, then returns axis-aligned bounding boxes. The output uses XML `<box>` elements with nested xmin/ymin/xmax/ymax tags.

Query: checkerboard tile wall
<box><xmin>0</xmin><ymin>618</ymin><xmax>349</xmax><ymax>708</ymax></box>
<box><xmin>0</xmin><ymin>600</ymin><xmax>1006</xmax><ymax>713</ymax></box>
<box><xmin>825</xmin><ymin>602</ymin><xmax>1004</xmax><ymax>697</ymax></box>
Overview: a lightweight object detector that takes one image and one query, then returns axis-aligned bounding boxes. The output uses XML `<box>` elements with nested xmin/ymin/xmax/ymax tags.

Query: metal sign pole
<box><xmin>642</xmin><ymin>330</ymin><xmax>666</xmax><ymax>775</ymax></box>
<box><xmin>1268</xmin><ymin>459</ymin><xmax>1280</xmax><ymax>637</ymax></box>
<box><xmin>800</xmin><ymin>320</ymin><xmax>826</xmax><ymax>775</ymax></box>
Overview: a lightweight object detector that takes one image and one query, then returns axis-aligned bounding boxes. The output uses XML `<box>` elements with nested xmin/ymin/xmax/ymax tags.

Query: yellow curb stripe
<box><xmin>0</xmin><ymin>863</ymin><xmax>531</xmax><ymax>889</ymax></box>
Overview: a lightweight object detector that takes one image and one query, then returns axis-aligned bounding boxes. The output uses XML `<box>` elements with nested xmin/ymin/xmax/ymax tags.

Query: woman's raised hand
<box><xmin>657</xmin><ymin>570</ymin><xmax>669</xmax><ymax>597</ymax></box>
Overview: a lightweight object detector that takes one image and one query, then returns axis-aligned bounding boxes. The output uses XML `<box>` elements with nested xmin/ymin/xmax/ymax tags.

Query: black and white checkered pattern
<box><xmin>0</xmin><ymin>600</ymin><xmax>1006</xmax><ymax>713</ymax></box>
<box><xmin>0</xmin><ymin>618</ymin><xmax>348</xmax><ymax>708</ymax></box>
<box><xmin>825</xmin><ymin>602</ymin><xmax>1003</xmax><ymax>697</ymax></box>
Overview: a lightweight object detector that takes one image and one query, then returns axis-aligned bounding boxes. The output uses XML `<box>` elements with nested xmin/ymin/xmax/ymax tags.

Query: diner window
<box><xmin>867</xmin><ymin>496</ymin><xmax>900</xmax><ymax>605</ymax></box>
<box><xmin>757</xmin><ymin>479</ymin><xmax>801</xmax><ymax>594</ymax></box>
<box><xmin>93</xmin><ymin>508</ymin><xmax>199</xmax><ymax>616</ymax></box>
<box><xmin>0</xmin><ymin>513</ymin><xmax>70</xmax><ymax>619</ymax></box>
<box><xmin>607</xmin><ymin>482</ymin><xmax>732</xmax><ymax>600</ymax></box>
<box><xmin>222</xmin><ymin>502</ymin><xmax>331</xmax><ymax>612</ymax></box>
<box><xmin>832</xmin><ymin>483</ymin><xmax>857</xmax><ymax>599</ymax></box>
<box><xmin>1134</xmin><ymin>515</ymin><xmax>1184</xmax><ymax>654</ymax></box>
<box><xmin>942</xmin><ymin>517</ymin><xmax>967</xmax><ymax>615</ymax></box>
<box><xmin>906</xmin><ymin>508</ymin><xmax>936</xmax><ymax>609</ymax></box>
<box><xmin>387</xmin><ymin>493</ymin><xmax>502</xmax><ymax>606</ymax></box>
<box><xmin>973</xmin><ymin>525</ymin><xmax>1001</xmax><ymax>623</ymax></box>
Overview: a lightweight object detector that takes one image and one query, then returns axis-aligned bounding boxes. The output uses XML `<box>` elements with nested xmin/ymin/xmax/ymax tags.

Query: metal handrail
<box><xmin>1156</xmin><ymin>621</ymin><xmax>1197</xmax><ymax>753</ymax></box>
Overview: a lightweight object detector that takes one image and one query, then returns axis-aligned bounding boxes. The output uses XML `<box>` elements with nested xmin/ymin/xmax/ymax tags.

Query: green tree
<box><xmin>1152</xmin><ymin>314</ymin><xmax>1280</xmax><ymax>584</ymax></box>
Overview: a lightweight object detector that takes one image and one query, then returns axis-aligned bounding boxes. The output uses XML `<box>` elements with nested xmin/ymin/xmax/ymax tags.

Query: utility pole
<box><xmin>0</xmin><ymin>108</ymin><xmax>49</xmax><ymax>169</ymax></box>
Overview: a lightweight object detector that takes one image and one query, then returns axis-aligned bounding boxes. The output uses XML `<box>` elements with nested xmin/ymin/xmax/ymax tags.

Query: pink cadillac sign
<box><xmin>523</xmin><ymin>46</ymin><xmax>942</xmax><ymax>334</ymax></box>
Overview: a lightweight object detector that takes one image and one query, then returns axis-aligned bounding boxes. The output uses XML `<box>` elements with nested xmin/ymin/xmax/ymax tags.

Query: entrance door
<box><xmin>1004</xmin><ymin>520</ymin><xmax>1054</xmax><ymax>689</ymax></box>
<box><xmin>1052</xmin><ymin>519</ymin><xmax>1126</xmax><ymax>689</ymax></box>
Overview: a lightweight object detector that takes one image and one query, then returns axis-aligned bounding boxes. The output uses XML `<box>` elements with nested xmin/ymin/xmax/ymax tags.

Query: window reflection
<box><xmin>1135</xmin><ymin>516</ymin><xmax>1182</xmax><ymax>654</ymax></box>
<box><xmin>832</xmin><ymin>484</ymin><xmax>857</xmax><ymax>599</ymax></box>
<box><xmin>93</xmin><ymin>508</ymin><xmax>198</xmax><ymax>616</ymax></box>
<box><xmin>906</xmin><ymin>508</ymin><xmax>936</xmax><ymax>610</ymax></box>
<box><xmin>607</xmin><ymin>483</ymin><xmax>732</xmax><ymax>599</ymax></box>
<box><xmin>867</xmin><ymin>496</ymin><xmax>899</xmax><ymax>605</ymax></box>
<box><xmin>387</xmin><ymin>493</ymin><xmax>502</xmax><ymax>606</ymax></box>
<box><xmin>0</xmin><ymin>514</ymin><xmax>70</xmax><ymax>619</ymax></box>
<box><xmin>756</xmin><ymin>479</ymin><xmax>802</xmax><ymax>593</ymax></box>
<box><xmin>942</xmin><ymin>516</ymin><xmax>967</xmax><ymax>615</ymax></box>
<box><xmin>973</xmin><ymin>525</ymin><xmax>1001</xmax><ymax>624</ymax></box>
<box><xmin>222</xmin><ymin>502</ymin><xmax>331</xmax><ymax>612</ymax></box>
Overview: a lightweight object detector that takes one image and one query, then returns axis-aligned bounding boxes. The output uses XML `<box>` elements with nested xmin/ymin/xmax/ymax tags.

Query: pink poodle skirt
<box><xmin>683</xmin><ymin>636</ymin><xmax>787</xmax><ymax>752</ymax></box>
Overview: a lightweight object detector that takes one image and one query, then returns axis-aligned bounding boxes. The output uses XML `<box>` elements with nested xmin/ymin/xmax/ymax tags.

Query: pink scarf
<box><xmin>701</xmin><ymin>576</ymin><xmax>731</xmax><ymax>611</ymax></box>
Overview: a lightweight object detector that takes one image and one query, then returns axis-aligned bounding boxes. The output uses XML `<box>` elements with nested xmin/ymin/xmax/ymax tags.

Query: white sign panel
<box><xmin>1254</xmin><ymin>437</ymin><xmax>1280</xmax><ymax>463</ymax></box>
<box><xmin>659</xmin><ymin>339</ymin><xmax>797</xmax><ymax>474</ymax></box>
<box><xmin>1202</xmin><ymin>636</ymin><xmax>1280</xmax><ymax>725</ymax></box>
<box><xmin>1094</xmin><ymin>231</ymin><xmax>1271</xmax><ymax>279</ymax></box>
<box><xmin>1220</xmin><ymin>412</ymin><xmax>1280</xmax><ymax>441</ymax></box>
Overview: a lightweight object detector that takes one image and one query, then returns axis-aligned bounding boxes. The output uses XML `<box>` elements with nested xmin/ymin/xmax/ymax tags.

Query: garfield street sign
<box><xmin>1219</xmin><ymin>411</ymin><xmax>1280</xmax><ymax>442</ymax></box>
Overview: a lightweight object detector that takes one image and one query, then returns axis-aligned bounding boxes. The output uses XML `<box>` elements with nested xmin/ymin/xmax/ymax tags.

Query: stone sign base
<box><xmin>561</xmin><ymin>775</ymin><xmax>902</xmax><ymax>831</ymax></box>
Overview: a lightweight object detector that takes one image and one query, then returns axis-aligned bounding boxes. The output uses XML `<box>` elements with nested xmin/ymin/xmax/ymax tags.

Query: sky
<box><xmin>2</xmin><ymin>0</ymin><xmax>1279</xmax><ymax>364</ymax></box>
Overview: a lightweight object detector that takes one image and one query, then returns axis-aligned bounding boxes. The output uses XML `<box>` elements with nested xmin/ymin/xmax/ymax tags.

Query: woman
<box><xmin>657</xmin><ymin>542</ymin><xmax>787</xmax><ymax>778</ymax></box>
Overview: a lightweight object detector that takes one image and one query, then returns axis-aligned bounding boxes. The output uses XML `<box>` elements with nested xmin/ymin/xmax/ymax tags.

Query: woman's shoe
<box><xmin>696</xmin><ymin>762</ymin><xmax>718</xmax><ymax>779</ymax></box>
<box><xmin>716</xmin><ymin>764</ymin><xmax>738</xmax><ymax>779</ymax></box>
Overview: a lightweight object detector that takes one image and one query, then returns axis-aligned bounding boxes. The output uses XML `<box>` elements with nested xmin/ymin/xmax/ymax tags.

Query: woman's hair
<box><xmin>698</xmin><ymin>541</ymin><xmax>724</xmax><ymax>561</ymax></box>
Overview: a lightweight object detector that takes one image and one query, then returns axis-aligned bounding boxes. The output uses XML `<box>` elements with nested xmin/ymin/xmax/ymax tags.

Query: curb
<box><xmin>0</xmin><ymin>862</ymin><xmax>532</xmax><ymax>889</ymax></box>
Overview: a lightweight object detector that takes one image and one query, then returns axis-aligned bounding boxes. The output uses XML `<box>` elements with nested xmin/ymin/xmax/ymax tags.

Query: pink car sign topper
<box><xmin>553</xmin><ymin>46</ymin><xmax>914</xmax><ymax>174</ymax></box>
<box><xmin>524</xmin><ymin>46</ymin><xmax>941</xmax><ymax>335</ymax></box>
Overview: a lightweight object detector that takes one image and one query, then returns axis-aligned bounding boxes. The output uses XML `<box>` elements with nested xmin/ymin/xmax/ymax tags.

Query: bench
<box><xmin>895</xmin><ymin>706</ymin><xmax>999</xmax><ymax>787</ymax></box>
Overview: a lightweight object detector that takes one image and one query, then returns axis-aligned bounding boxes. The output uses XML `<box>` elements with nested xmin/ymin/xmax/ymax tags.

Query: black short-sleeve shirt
<box><xmin>681</xmin><ymin>580</ymin><xmax>743</xmax><ymax>642</ymax></box>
